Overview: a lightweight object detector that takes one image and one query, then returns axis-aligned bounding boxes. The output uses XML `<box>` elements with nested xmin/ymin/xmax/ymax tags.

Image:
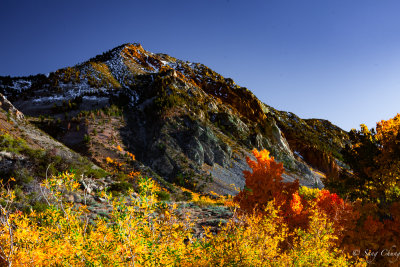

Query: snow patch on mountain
<box><xmin>8</xmin><ymin>80</ymin><xmax>31</xmax><ymax>93</ymax></box>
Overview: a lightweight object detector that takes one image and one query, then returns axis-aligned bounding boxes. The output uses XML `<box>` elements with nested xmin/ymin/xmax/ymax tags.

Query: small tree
<box><xmin>326</xmin><ymin>114</ymin><xmax>400</xmax><ymax>206</ymax></box>
<box><xmin>234</xmin><ymin>149</ymin><xmax>299</xmax><ymax>215</ymax></box>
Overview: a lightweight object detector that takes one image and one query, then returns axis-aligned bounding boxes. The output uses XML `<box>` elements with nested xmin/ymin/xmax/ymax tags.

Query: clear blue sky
<box><xmin>1</xmin><ymin>0</ymin><xmax>400</xmax><ymax>131</ymax></box>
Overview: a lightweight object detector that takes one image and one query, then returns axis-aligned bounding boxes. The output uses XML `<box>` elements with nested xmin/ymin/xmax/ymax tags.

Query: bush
<box><xmin>0</xmin><ymin>172</ymin><xmax>363</xmax><ymax>266</ymax></box>
<box><xmin>83</xmin><ymin>168</ymin><xmax>109</xmax><ymax>179</ymax></box>
<box><xmin>182</xmin><ymin>191</ymin><xmax>193</xmax><ymax>201</ymax></box>
<box><xmin>109</xmin><ymin>181</ymin><xmax>133</xmax><ymax>195</ymax></box>
<box><xmin>234</xmin><ymin>148</ymin><xmax>299</xmax><ymax>215</ymax></box>
<box><xmin>83</xmin><ymin>134</ymin><xmax>90</xmax><ymax>144</ymax></box>
<box><xmin>156</xmin><ymin>190</ymin><xmax>171</xmax><ymax>201</ymax></box>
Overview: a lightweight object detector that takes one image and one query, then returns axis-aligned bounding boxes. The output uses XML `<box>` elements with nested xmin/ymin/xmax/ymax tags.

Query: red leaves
<box><xmin>235</xmin><ymin>149</ymin><xmax>359</xmax><ymax>243</ymax></box>
<box><xmin>363</xmin><ymin>215</ymin><xmax>382</xmax><ymax>235</ymax></box>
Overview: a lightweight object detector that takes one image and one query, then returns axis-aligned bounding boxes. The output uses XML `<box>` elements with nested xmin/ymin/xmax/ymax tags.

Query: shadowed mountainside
<box><xmin>0</xmin><ymin>43</ymin><xmax>349</xmax><ymax>194</ymax></box>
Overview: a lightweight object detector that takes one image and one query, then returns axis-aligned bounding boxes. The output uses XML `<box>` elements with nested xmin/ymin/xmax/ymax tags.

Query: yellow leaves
<box><xmin>252</xmin><ymin>147</ymin><xmax>271</xmax><ymax>163</ymax></box>
<box><xmin>105</xmin><ymin>156</ymin><xmax>113</xmax><ymax>164</ymax></box>
<box><xmin>99</xmin><ymin>190</ymin><xmax>111</xmax><ymax>201</ymax></box>
<box><xmin>298</xmin><ymin>186</ymin><xmax>320</xmax><ymax>200</ymax></box>
<box><xmin>0</xmin><ymin>167</ymin><xmax>365</xmax><ymax>266</ymax></box>
<box><xmin>115</xmin><ymin>145</ymin><xmax>136</xmax><ymax>161</ymax></box>
<box><xmin>72</xmin><ymin>181</ymin><xmax>80</xmax><ymax>190</ymax></box>
<box><xmin>8</xmin><ymin>191</ymin><xmax>16</xmax><ymax>202</ymax></box>
<box><xmin>107</xmin><ymin>146</ymin><xmax>137</xmax><ymax>176</ymax></box>
<box><xmin>177</xmin><ymin>186</ymin><xmax>230</xmax><ymax>206</ymax></box>
<box><xmin>209</xmin><ymin>190</ymin><xmax>219</xmax><ymax>197</ymax></box>
<box><xmin>42</xmin><ymin>171</ymin><xmax>80</xmax><ymax>195</ymax></box>
<box><xmin>105</xmin><ymin>156</ymin><xmax>125</xmax><ymax>170</ymax></box>
<box><xmin>351</xmin><ymin>114</ymin><xmax>400</xmax><ymax>203</ymax></box>
<box><xmin>360</xmin><ymin>124</ymin><xmax>372</xmax><ymax>138</ymax></box>
<box><xmin>200</xmin><ymin>204</ymin><xmax>290</xmax><ymax>266</ymax></box>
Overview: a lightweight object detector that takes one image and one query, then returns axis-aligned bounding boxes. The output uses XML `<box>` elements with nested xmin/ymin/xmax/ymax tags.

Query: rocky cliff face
<box><xmin>0</xmin><ymin>43</ymin><xmax>348</xmax><ymax>194</ymax></box>
<box><xmin>268</xmin><ymin>106</ymin><xmax>349</xmax><ymax>179</ymax></box>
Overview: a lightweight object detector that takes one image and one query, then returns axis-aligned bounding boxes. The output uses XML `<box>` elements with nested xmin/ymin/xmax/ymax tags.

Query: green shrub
<box><xmin>31</xmin><ymin>201</ymin><xmax>49</xmax><ymax>213</ymax></box>
<box><xmin>83</xmin><ymin>168</ymin><xmax>109</xmax><ymax>179</ymax></box>
<box><xmin>182</xmin><ymin>191</ymin><xmax>193</xmax><ymax>201</ymax></box>
<box><xmin>83</xmin><ymin>134</ymin><xmax>90</xmax><ymax>143</ymax></box>
<box><xmin>156</xmin><ymin>190</ymin><xmax>171</xmax><ymax>201</ymax></box>
<box><xmin>109</xmin><ymin>181</ymin><xmax>133</xmax><ymax>195</ymax></box>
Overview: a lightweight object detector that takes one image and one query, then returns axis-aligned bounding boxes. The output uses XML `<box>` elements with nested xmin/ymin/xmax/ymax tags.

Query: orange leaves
<box><xmin>236</xmin><ymin>149</ymin><xmax>356</xmax><ymax>230</ymax></box>
<box><xmin>389</xmin><ymin>202</ymin><xmax>400</xmax><ymax>221</ymax></box>
<box><xmin>244</xmin><ymin>149</ymin><xmax>283</xmax><ymax>180</ymax></box>
<box><xmin>235</xmin><ymin>149</ymin><xmax>296</xmax><ymax>215</ymax></box>
<box><xmin>232</xmin><ymin>149</ymin><xmax>364</xmax><ymax>265</ymax></box>
<box><xmin>105</xmin><ymin>156</ymin><xmax>124</xmax><ymax>170</ymax></box>
<box><xmin>235</xmin><ymin>149</ymin><xmax>365</xmax><ymax>255</ymax></box>
<box><xmin>106</xmin><ymin>146</ymin><xmax>136</xmax><ymax>174</ymax></box>
<box><xmin>290</xmin><ymin>192</ymin><xmax>303</xmax><ymax>215</ymax></box>
<box><xmin>341</xmin><ymin>114</ymin><xmax>400</xmax><ymax>203</ymax></box>
<box><xmin>126</xmin><ymin>152</ymin><xmax>135</xmax><ymax>161</ymax></box>
<box><xmin>128</xmin><ymin>171</ymin><xmax>140</xmax><ymax>179</ymax></box>
<box><xmin>251</xmin><ymin>148</ymin><xmax>272</xmax><ymax>164</ymax></box>
<box><xmin>115</xmin><ymin>145</ymin><xmax>136</xmax><ymax>161</ymax></box>
<box><xmin>317</xmin><ymin>189</ymin><xmax>342</xmax><ymax>205</ymax></box>
<box><xmin>375</xmin><ymin>113</ymin><xmax>400</xmax><ymax>148</ymax></box>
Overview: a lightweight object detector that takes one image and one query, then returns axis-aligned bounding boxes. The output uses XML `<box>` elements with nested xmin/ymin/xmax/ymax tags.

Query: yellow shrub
<box><xmin>0</xmin><ymin>172</ymin><xmax>365</xmax><ymax>266</ymax></box>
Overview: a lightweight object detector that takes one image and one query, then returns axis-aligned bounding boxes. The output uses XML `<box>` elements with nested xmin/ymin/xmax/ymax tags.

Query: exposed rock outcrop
<box><xmin>0</xmin><ymin>43</ymin><xmax>349</xmax><ymax>194</ymax></box>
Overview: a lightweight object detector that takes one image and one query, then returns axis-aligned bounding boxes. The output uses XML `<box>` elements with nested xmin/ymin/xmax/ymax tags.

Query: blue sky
<box><xmin>1</xmin><ymin>0</ymin><xmax>400</xmax><ymax>131</ymax></box>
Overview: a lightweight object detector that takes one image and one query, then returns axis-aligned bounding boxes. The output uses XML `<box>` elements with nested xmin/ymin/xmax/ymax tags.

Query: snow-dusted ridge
<box><xmin>0</xmin><ymin>43</ymin><xmax>211</xmax><ymax>103</ymax></box>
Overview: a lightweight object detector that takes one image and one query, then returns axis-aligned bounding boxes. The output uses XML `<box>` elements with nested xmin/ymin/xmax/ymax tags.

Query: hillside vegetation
<box><xmin>0</xmin><ymin>149</ymin><xmax>368</xmax><ymax>266</ymax></box>
<box><xmin>1</xmin><ymin>113</ymin><xmax>400</xmax><ymax>265</ymax></box>
<box><xmin>1</xmin><ymin>43</ymin><xmax>399</xmax><ymax>266</ymax></box>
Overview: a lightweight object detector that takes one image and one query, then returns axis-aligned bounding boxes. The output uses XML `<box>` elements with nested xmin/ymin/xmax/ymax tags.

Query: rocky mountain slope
<box><xmin>0</xmin><ymin>93</ymin><xmax>106</xmax><ymax>194</ymax></box>
<box><xmin>0</xmin><ymin>43</ymin><xmax>349</xmax><ymax>195</ymax></box>
<box><xmin>268</xmin><ymin>106</ymin><xmax>349</xmax><ymax>179</ymax></box>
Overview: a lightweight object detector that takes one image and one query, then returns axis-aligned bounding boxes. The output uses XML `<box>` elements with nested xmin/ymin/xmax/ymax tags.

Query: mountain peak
<box><xmin>0</xmin><ymin>44</ymin><xmax>348</xmax><ymax>194</ymax></box>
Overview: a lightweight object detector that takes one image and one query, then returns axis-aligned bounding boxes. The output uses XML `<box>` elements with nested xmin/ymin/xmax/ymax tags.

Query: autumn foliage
<box><xmin>8</xmin><ymin>121</ymin><xmax>400</xmax><ymax>266</ymax></box>
<box><xmin>232</xmin><ymin>114</ymin><xmax>400</xmax><ymax>265</ymax></box>
<box><xmin>234</xmin><ymin>149</ymin><xmax>298</xmax><ymax>215</ymax></box>
<box><xmin>234</xmin><ymin>149</ymin><xmax>359</xmax><ymax>245</ymax></box>
<box><xmin>327</xmin><ymin>114</ymin><xmax>400</xmax><ymax>206</ymax></box>
<box><xmin>0</xmin><ymin>148</ymin><xmax>367</xmax><ymax>266</ymax></box>
<box><xmin>0</xmin><ymin>171</ymin><xmax>365</xmax><ymax>266</ymax></box>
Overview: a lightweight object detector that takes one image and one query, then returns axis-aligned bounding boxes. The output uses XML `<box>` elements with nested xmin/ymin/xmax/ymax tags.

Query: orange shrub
<box><xmin>233</xmin><ymin>149</ymin><xmax>299</xmax><ymax>215</ymax></box>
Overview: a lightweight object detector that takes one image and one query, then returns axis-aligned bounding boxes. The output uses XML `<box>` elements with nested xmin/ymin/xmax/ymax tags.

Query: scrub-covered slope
<box><xmin>0</xmin><ymin>93</ymin><xmax>104</xmax><ymax>190</ymax></box>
